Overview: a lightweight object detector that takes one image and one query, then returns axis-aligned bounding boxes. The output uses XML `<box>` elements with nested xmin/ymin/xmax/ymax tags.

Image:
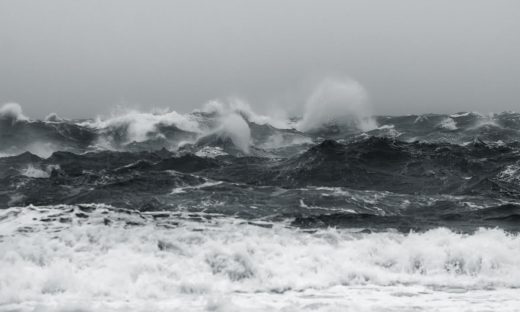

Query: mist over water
<box><xmin>0</xmin><ymin>103</ymin><xmax>29</xmax><ymax>123</ymax></box>
<box><xmin>298</xmin><ymin>78</ymin><xmax>377</xmax><ymax>132</ymax></box>
<box><xmin>213</xmin><ymin>113</ymin><xmax>251</xmax><ymax>154</ymax></box>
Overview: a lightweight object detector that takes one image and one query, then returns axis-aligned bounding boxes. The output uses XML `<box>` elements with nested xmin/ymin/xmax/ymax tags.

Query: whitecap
<box><xmin>1</xmin><ymin>206</ymin><xmax>520</xmax><ymax>311</ymax></box>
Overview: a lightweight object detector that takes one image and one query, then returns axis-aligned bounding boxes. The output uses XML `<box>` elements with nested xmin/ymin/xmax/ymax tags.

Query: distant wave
<box><xmin>2</xmin><ymin>102</ymin><xmax>520</xmax><ymax>158</ymax></box>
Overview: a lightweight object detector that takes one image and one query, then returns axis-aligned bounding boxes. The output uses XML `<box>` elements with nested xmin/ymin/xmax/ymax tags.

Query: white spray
<box><xmin>298</xmin><ymin>78</ymin><xmax>377</xmax><ymax>132</ymax></box>
<box><xmin>81</xmin><ymin>108</ymin><xmax>201</xmax><ymax>143</ymax></box>
<box><xmin>0</xmin><ymin>103</ymin><xmax>29</xmax><ymax>123</ymax></box>
<box><xmin>212</xmin><ymin>112</ymin><xmax>251</xmax><ymax>154</ymax></box>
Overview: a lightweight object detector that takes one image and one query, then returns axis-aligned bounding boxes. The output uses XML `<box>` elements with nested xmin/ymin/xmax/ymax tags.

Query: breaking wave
<box><xmin>2</xmin><ymin>95</ymin><xmax>520</xmax><ymax>157</ymax></box>
<box><xmin>81</xmin><ymin>108</ymin><xmax>201</xmax><ymax>144</ymax></box>
<box><xmin>0</xmin><ymin>103</ymin><xmax>28</xmax><ymax>123</ymax></box>
<box><xmin>1</xmin><ymin>206</ymin><xmax>520</xmax><ymax>311</ymax></box>
<box><xmin>212</xmin><ymin>113</ymin><xmax>251</xmax><ymax>154</ymax></box>
<box><xmin>298</xmin><ymin>78</ymin><xmax>377</xmax><ymax>132</ymax></box>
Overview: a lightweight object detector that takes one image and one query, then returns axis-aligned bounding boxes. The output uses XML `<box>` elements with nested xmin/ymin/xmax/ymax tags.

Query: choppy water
<box><xmin>1</xmin><ymin>104</ymin><xmax>520</xmax><ymax>311</ymax></box>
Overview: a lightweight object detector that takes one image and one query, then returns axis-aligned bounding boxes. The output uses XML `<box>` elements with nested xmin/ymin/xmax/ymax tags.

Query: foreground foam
<box><xmin>1</xmin><ymin>206</ymin><xmax>520</xmax><ymax>311</ymax></box>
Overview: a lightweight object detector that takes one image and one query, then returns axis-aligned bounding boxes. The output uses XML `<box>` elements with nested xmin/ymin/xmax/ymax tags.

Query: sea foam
<box><xmin>1</xmin><ymin>206</ymin><xmax>520</xmax><ymax>311</ymax></box>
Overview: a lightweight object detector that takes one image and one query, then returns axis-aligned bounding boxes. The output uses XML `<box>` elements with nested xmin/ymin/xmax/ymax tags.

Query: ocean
<box><xmin>1</xmin><ymin>103</ymin><xmax>520</xmax><ymax>311</ymax></box>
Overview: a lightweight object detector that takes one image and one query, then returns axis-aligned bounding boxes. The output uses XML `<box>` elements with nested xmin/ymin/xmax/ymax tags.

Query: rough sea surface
<box><xmin>1</xmin><ymin>104</ymin><xmax>520</xmax><ymax>311</ymax></box>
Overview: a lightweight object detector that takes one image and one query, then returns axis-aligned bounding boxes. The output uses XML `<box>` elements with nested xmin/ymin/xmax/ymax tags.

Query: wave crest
<box><xmin>0</xmin><ymin>103</ymin><xmax>28</xmax><ymax>123</ymax></box>
<box><xmin>298</xmin><ymin>78</ymin><xmax>377</xmax><ymax>132</ymax></box>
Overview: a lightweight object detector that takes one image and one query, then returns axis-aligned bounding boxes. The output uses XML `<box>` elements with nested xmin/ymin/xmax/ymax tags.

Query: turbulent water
<box><xmin>1</xmin><ymin>103</ymin><xmax>520</xmax><ymax>311</ymax></box>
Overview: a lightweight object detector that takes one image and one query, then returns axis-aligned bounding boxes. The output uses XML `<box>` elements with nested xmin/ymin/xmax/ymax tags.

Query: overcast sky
<box><xmin>1</xmin><ymin>0</ymin><xmax>519</xmax><ymax>118</ymax></box>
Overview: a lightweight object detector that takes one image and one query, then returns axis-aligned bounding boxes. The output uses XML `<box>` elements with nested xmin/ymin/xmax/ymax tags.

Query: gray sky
<box><xmin>1</xmin><ymin>0</ymin><xmax>519</xmax><ymax>118</ymax></box>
